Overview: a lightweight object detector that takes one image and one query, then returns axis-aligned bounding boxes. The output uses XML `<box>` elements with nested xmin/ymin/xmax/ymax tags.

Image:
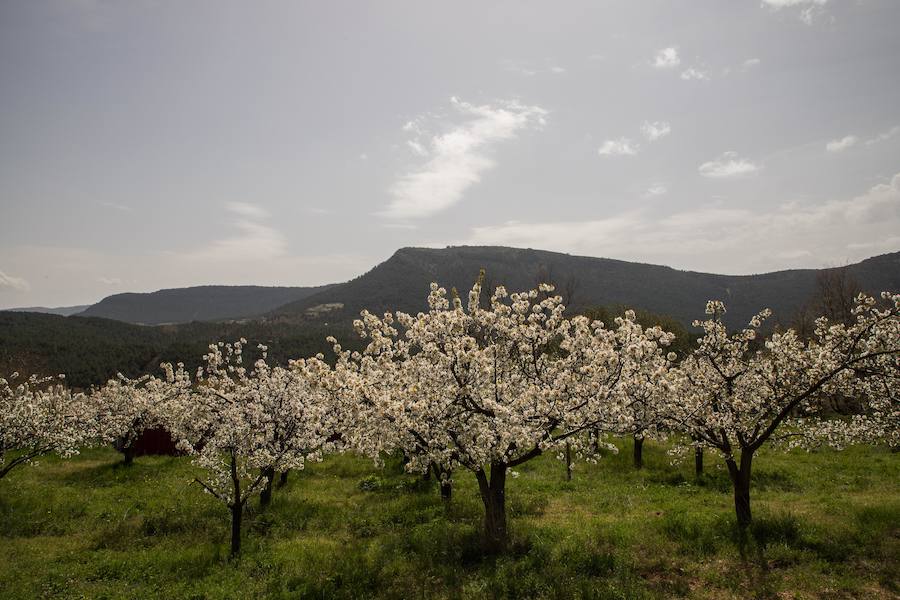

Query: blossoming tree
<box><xmin>669</xmin><ymin>293</ymin><xmax>899</xmax><ymax>528</ymax></box>
<box><xmin>92</xmin><ymin>373</ymin><xmax>173</xmax><ymax>465</ymax></box>
<box><xmin>164</xmin><ymin>340</ymin><xmax>341</xmax><ymax>556</ymax></box>
<box><xmin>611</xmin><ymin>311</ymin><xmax>677</xmax><ymax>469</ymax></box>
<box><xmin>1</xmin><ymin>373</ymin><xmax>95</xmax><ymax>480</ymax></box>
<box><xmin>340</xmin><ymin>281</ymin><xmax>667</xmax><ymax>550</ymax></box>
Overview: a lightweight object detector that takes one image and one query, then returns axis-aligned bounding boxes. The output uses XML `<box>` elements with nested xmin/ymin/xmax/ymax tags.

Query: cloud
<box><xmin>500</xmin><ymin>59</ymin><xmax>566</xmax><ymax>77</ymax></box>
<box><xmin>641</xmin><ymin>121</ymin><xmax>671</xmax><ymax>142</ymax></box>
<box><xmin>652</xmin><ymin>47</ymin><xmax>680</xmax><ymax>69</ymax></box>
<box><xmin>453</xmin><ymin>172</ymin><xmax>900</xmax><ymax>274</ymax></box>
<box><xmin>864</xmin><ymin>125</ymin><xmax>900</xmax><ymax>146</ymax></box>
<box><xmin>0</xmin><ymin>270</ymin><xmax>30</xmax><ymax>293</ymax></box>
<box><xmin>761</xmin><ymin>0</ymin><xmax>826</xmax><ymax>7</ymax></box>
<box><xmin>680</xmin><ymin>67</ymin><xmax>710</xmax><ymax>81</ymax></box>
<box><xmin>100</xmin><ymin>201</ymin><xmax>131</xmax><ymax>212</ymax></box>
<box><xmin>598</xmin><ymin>137</ymin><xmax>639</xmax><ymax>156</ymax></box>
<box><xmin>644</xmin><ymin>184</ymin><xmax>668</xmax><ymax>197</ymax></box>
<box><xmin>190</xmin><ymin>202</ymin><xmax>286</xmax><ymax>261</ymax></box>
<box><xmin>698</xmin><ymin>151</ymin><xmax>760</xmax><ymax>178</ymax></box>
<box><xmin>382</xmin><ymin>97</ymin><xmax>547</xmax><ymax>219</ymax></box>
<box><xmin>743</xmin><ymin>58</ymin><xmax>762</xmax><ymax>69</ymax></box>
<box><xmin>97</xmin><ymin>276</ymin><xmax>122</xmax><ymax>285</ymax></box>
<box><xmin>225</xmin><ymin>201</ymin><xmax>270</xmax><ymax>220</ymax></box>
<box><xmin>825</xmin><ymin>135</ymin><xmax>858</xmax><ymax>153</ymax></box>
<box><xmin>761</xmin><ymin>0</ymin><xmax>829</xmax><ymax>25</ymax></box>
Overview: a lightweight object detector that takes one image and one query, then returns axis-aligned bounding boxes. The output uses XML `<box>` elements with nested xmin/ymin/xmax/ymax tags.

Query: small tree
<box><xmin>165</xmin><ymin>341</ymin><xmax>338</xmax><ymax>556</ymax></box>
<box><xmin>1</xmin><ymin>373</ymin><xmax>95</xmax><ymax>480</ymax></box>
<box><xmin>669</xmin><ymin>293</ymin><xmax>899</xmax><ymax>529</ymax></box>
<box><xmin>93</xmin><ymin>374</ymin><xmax>170</xmax><ymax>466</ymax></box>
<box><xmin>613</xmin><ymin>311</ymin><xmax>676</xmax><ymax>469</ymax></box>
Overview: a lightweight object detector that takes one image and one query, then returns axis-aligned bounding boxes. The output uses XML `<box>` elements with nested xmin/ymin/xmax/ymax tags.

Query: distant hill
<box><xmin>6</xmin><ymin>305</ymin><xmax>90</xmax><ymax>317</ymax></box>
<box><xmin>76</xmin><ymin>285</ymin><xmax>333</xmax><ymax>325</ymax></box>
<box><xmin>271</xmin><ymin>246</ymin><xmax>900</xmax><ymax>329</ymax></box>
<box><xmin>0</xmin><ymin>311</ymin><xmax>355</xmax><ymax>389</ymax></box>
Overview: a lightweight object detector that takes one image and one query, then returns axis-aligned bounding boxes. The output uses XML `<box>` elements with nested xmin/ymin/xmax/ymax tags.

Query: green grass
<box><xmin>0</xmin><ymin>441</ymin><xmax>897</xmax><ymax>599</ymax></box>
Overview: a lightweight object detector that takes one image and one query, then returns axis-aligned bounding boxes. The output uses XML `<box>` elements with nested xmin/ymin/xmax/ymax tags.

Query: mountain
<box><xmin>5</xmin><ymin>305</ymin><xmax>90</xmax><ymax>317</ymax></box>
<box><xmin>76</xmin><ymin>285</ymin><xmax>333</xmax><ymax>325</ymax></box>
<box><xmin>271</xmin><ymin>246</ymin><xmax>900</xmax><ymax>329</ymax></box>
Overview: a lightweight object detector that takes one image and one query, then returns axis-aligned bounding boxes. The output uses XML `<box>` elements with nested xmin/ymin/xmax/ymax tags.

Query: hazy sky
<box><xmin>2</xmin><ymin>0</ymin><xmax>900</xmax><ymax>308</ymax></box>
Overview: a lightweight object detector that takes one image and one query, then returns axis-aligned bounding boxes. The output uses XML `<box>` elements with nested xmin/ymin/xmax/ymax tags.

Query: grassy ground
<box><xmin>0</xmin><ymin>441</ymin><xmax>897</xmax><ymax>599</ymax></box>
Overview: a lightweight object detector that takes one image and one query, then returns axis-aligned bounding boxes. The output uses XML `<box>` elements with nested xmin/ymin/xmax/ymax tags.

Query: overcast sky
<box><xmin>2</xmin><ymin>0</ymin><xmax>899</xmax><ymax>308</ymax></box>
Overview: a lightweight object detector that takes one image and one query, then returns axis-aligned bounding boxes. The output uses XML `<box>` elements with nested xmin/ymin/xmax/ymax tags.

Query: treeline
<box><xmin>0</xmin><ymin>311</ymin><xmax>357</xmax><ymax>389</ymax></box>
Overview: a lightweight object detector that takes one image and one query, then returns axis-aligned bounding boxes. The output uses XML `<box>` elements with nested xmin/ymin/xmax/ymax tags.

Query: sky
<box><xmin>1</xmin><ymin>0</ymin><xmax>899</xmax><ymax>308</ymax></box>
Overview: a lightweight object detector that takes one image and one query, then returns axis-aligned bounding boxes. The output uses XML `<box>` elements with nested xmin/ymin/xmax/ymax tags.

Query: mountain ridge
<box><xmin>270</xmin><ymin>246</ymin><xmax>900</xmax><ymax>329</ymax></box>
<box><xmin>75</xmin><ymin>284</ymin><xmax>333</xmax><ymax>325</ymax></box>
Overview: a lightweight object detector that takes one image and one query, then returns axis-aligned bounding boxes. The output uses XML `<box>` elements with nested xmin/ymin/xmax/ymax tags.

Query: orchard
<box><xmin>1</xmin><ymin>283</ymin><xmax>898</xmax><ymax>595</ymax></box>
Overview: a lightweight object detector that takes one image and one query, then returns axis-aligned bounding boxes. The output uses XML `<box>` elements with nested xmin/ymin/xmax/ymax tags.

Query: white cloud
<box><xmin>652</xmin><ymin>47</ymin><xmax>680</xmax><ymax>69</ymax></box>
<box><xmin>743</xmin><ymin>58</ymin><xmax>761</xmax><ymax>69</ymax></box>
<box><xmin>100</xmin><ymin>201</ymin><xmax>131</xmax><ymax>212</ymax></box>
<box><xmin>225</xmin><ymin>201</ymin><xmax>270</xmax><ymax>220</ymax></box>
<box><xmin>641</xmin><ymin>121</ymin><xmax>671</xmax><ymax>142</ymax></box>
<box><xmin>761</xmin><ymin>0</ymin><xmax>828</xmax><ymax>25</ymax></box>
<box><xmin>97</xmin><ymin>276</ymin><xmax>122</xmax><ymax>285</ymax></box>
<box><xmin>382</xmin><ymin>97</ymin><xmax>547</xmax><ymax>219</ymax></box>
<box><xmin>680</xmin><ymin>67</ymin><xmax>710</xmax><ymax>81</ymax></box>
<box><xmin>761</xmin><ymin>0</ymin><xmax>826</xmax><ymax>7</ymax></box>
<box><xmin>406</xmin><ymin>140</ymin><xmax>428</xmax><ymax>156</ymax></box>
<box><xmin>0</xmin><ymin>270</ymin><xmax>30</xmax><ymax>293</ymax></box>
<box><xmin>500</xmin><ymin>59</ymin><xmax>566</xmax><ymax>77</ymax></box>
<box><xmin>864</xmin><ymin>125</ymin><xmax>900</xmax><ymax>146</ymax></box>
<box><xmin>191</xmin><ymin>202</ymin><xmax>285</xmax><ymax>261</ymax></box>
<box><xmin>825</xmin><ymin>135</ymin><xmax>858</xmax><ymax>153</ymax></box>
<box><xmin>454</xmin><ymin>172</ymin><xmax>900</xmax><ymax>274</ymax></box>
<box><xmin>698</xmin><ymin>151</ymin><xmax>760</xmax><ymax>178</ymax></box>
<box><xmin>598</xmin><ymin>137</ymin><xmax>639</xmax><ymax>156</ymax></box>
<box><xmin>644</xmin><ymin>184</ymin><xmax>668</xmax><ymax>197</ymax></box>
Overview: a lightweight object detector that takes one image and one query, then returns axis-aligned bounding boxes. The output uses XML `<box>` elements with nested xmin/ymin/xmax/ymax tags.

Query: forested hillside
<box><xmin>272</xmin><ymin>246</ymin><xmax>900</xmax><ymax>329</ymax></box>
<box><xmin>76</xmin><ymin>284</ymin><xmax>333</xmax><ymax>325</ymax></box>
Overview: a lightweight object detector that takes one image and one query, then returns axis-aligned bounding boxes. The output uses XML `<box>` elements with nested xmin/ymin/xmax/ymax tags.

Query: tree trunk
<box><xmin>476</xmin><ymin>463</ymin><xmax>508</xmax><ymax>553</ymax></box>
<box><xmin>431</xmin><ymin>464</ymin><xmax>452</xmax><ymax>500</ymax></box>
<box><xmin>122</xmin><ymin>444</ymin><xmax>136</xmax><ymax>466</ymax></box>
<box><xmin>694</xmin><ymin>446</ymin><xmax>704</xmax><ymax>477</ymax></box>
<box><xmin>633</xmin><ymin>435</ymin><xmax>644</xmax><ymax>469</ymax></box>
<box><xmin>259</xmin><ymin>467</ymin><xmax>275</xmax><ymax>507</ymax></box>
<box><xmin>726</xmin><ymin>451</ymin><xmax>753</xmax><ymax>529</ymax></box>
<box><xmin>565</xmin><ymin>441</ymin><xmax>573</xmax><ymax>481</ymax></box>
<box><xmin>278</xmin><ymin>470</ymin><xmax>289</xmax><ymax>487</ymax></box>
<box><xmin>229</xmin><ymin>450</ymin><xmax>242</xmax><ymax>557</ymax></box>
<box><xmin>230</xmin><ymin>502</ymin><xmax>242</xmax><ymax>557</ymax></box>
<box><xmin>440</xmin><ymin>475</ymin><xmax>452</xmax><ymax>501</ymax></box>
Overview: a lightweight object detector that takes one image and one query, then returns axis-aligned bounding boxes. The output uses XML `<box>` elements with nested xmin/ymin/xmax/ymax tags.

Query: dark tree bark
<box><xmin>229</xmin><ymin>450</ymin><xmax>243</xmax><ymax>557</ymax></box>
<box><xmin>694</xmin><ymin>446</ymin><xmax>704</xmax><ymax>477</ymax></box>
<box><xmin>259</xmin><ymin>467</ymin><xmax>275</xmax><ymax>507</ymax></box>
<box><xmin>230</xmin><ymin>502</ymin><xmax>242</xmax><ymax>556</ymax></box>
<box><xmin>278</xmin><ymin>470</ymin><xmax>289</xmax><ymax>487</ymax></box>
<box><xmin>565</xmin><ymin>441</ymin><xmax>573</xmax><ymax>481</ymax></box>
<box><xmin>122</xmin><ymin>444</ymin><xmax>136</xmax><ymax>466</ymax></box>
<box><xmin>440</xmin><ymin>475</ymin><xmax>452</xmax><ymax>501</ymax></box>
<box><xmin>428</xmin><ymin>464</ymin><xmax>453</xmax><ymax>500</ymax></box>
<box><xmin>475</xmin><ymin>462</ymin><xmax>508</xmax><ymax>553</ymax></box>
<box><xmin>726</xmin><ymin>450</ymin><xmax>753</xmax><ymax>529</ymax></box>
<box><xmin>633</xmin><ymin>436</ymin><xmax>644</xmax><ymax>469</ymax></box>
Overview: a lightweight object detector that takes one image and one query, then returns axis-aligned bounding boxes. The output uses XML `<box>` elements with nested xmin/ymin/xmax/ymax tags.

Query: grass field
<box><xmin>0</xmin><ymin>441</ymin><xmax>897</xmax><ymax>599</ymax></box>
